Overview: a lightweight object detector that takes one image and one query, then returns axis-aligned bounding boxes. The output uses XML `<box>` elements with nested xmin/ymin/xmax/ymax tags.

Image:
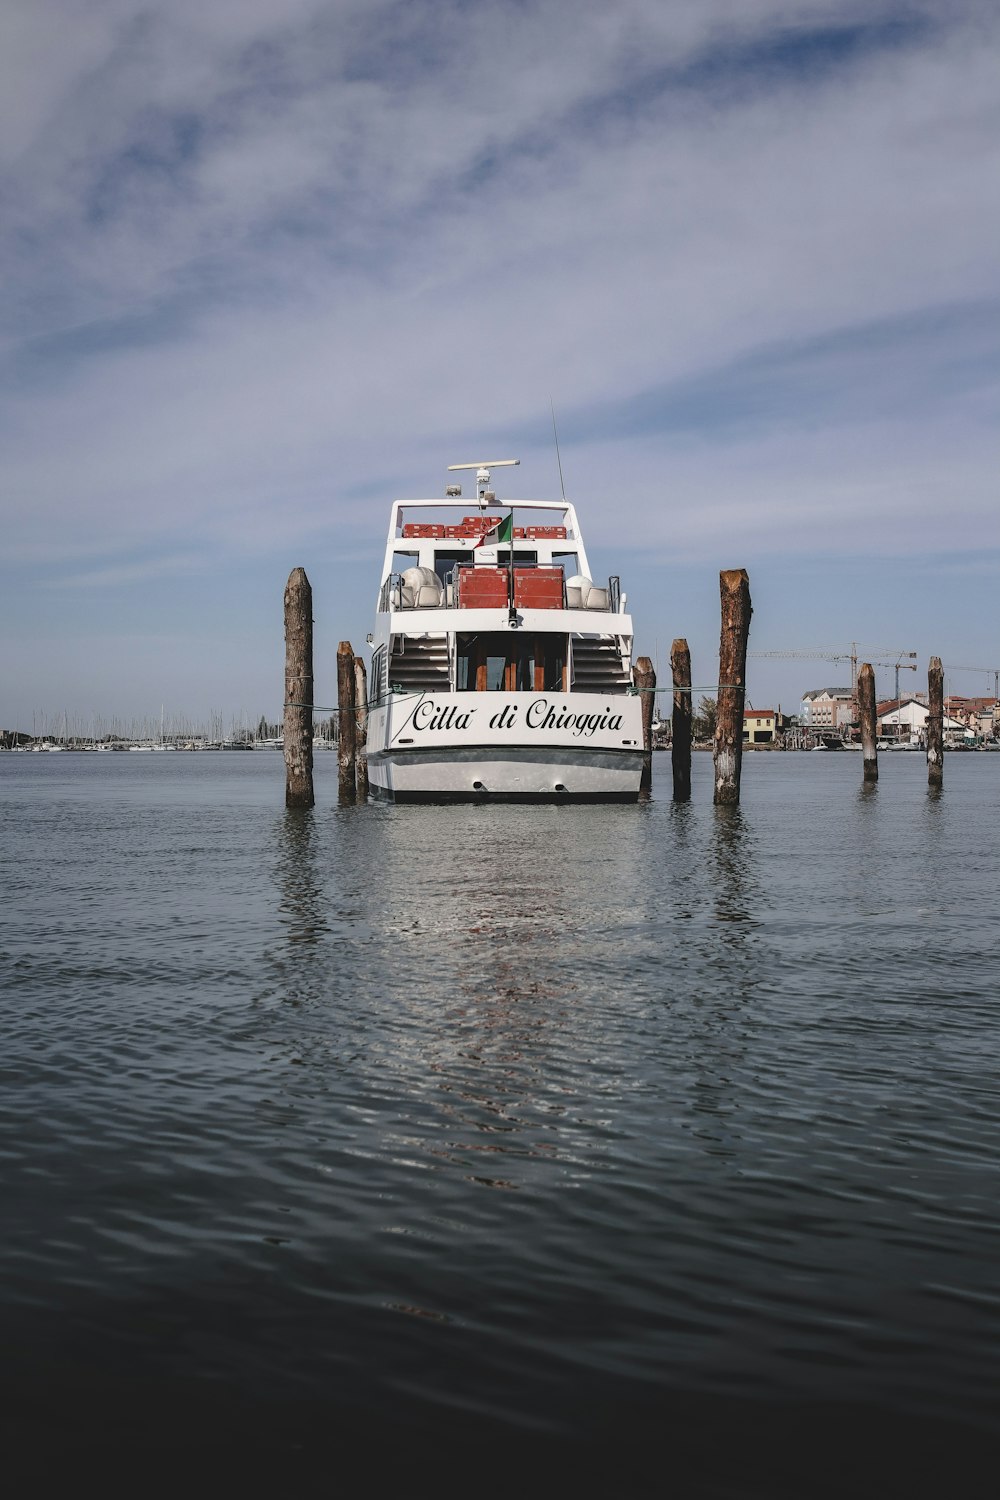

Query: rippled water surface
<box><xmin>3</xmin><ymin>751</ymin><xmax>999</xmax><ymax>1489</ymax></box>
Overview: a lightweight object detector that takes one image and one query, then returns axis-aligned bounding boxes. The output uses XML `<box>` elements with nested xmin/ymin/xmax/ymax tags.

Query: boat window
<box><xmin>456</xmin><ymin>648</ymin><xmax>471</xmax><ymax>691</ymax></box>
<box><xmin>432</xmin><ymin>551</ymin><xmax>465</xmax><ymax>586</ymax></box>
<box><xmin>539</xmin><ymin>636</ymin><xmax>566</xmax><ymax>691</ymax></box>
<box><xmin>496</xmin><ymin>549</ymin><xmax>538</xmax><ymax>568</ymax></box>
<box><xmin>456</xmin><ymin>633</ymin><xmax>567</xmax><ymax>691</ymax></box>
<box><xmin>371</xmin><ymin>646</ymin><xmax>387</xmax><ymax>703</ymax></box>
<box><xmin>485</xmin><ymin>650</ymin><xmax>508</xmax><ymax>691</ymax></box>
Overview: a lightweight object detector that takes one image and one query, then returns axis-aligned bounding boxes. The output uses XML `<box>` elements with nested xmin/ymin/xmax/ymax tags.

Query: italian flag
<box><xmin>475</xmin><ymin>512</ymin><xmax>513</xmax><ymax>548</ymax></box>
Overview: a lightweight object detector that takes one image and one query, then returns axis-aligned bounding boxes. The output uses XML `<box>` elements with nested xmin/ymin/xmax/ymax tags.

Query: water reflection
<box><xmin>8</xmin><ymin>753</ymin><xmax>1000</xmax><ymax>1463</ymax></box>
<box><xmin>418</xmin><ymin>815</ymin><xmax>577</xmax><ymax>1069</ymax></box>
<box><xmin>359</xmin><ymin>805</ymin><xmax>652</xmax><ymax>1180</ymax></box>
<box><xmin>273</xmin><ymin>807</ymin><xmax>329</xmax><ymax>949</ymax></box>
<box><xmin>709</xmin><ymin>805</ymin><xmax>758</xmax><ymax>931</ymax></box>
<box><xmin>668</xmin><ymin>796</ymin><xmax>694</xmax><ymax>850</ymax></box>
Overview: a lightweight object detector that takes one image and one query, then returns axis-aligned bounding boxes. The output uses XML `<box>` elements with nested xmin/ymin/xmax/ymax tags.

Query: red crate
<box><xmin>401</xmin><ymin>517</ymin><xmax>565</xmax><ymax>542</ymax></box>
<box><xmin>514</xmin><ymin>567</ymin><xmax>564</xmax><ymax>609</ymax></box>
<box><xmin>457</xmin><ymin>567</ymin><xmax>507</xmax><ymax>607</ymax></box>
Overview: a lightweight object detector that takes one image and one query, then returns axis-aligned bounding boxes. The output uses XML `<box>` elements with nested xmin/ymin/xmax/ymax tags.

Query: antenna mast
<box><xmin>550</xmin><ymin>399</ymin><xmax>566</xmax><ymax>501</ymax></box>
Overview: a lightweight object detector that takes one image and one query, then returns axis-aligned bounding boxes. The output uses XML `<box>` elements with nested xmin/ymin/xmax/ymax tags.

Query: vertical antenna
<box><xmin>550</xmin><ymin>398</ymin><xmax>567</xmax><ymax>501</ymax></box>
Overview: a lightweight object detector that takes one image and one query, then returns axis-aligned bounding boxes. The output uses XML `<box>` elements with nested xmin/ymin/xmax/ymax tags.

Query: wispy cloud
<box><xmin>47</xmin><ymin>550</ymin><xmax>207</xmax><ymax>589</ymax></box>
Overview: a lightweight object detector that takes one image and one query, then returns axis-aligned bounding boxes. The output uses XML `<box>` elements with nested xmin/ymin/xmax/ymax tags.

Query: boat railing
<box><xmin>379</xmin><ymin>567</ymin><xmax>624</xmax><ymax>613</ymax></box>
<box><xmin>379</xmin><ymin>571</ymin><xmax>453</xmax><ymax>611</ymax></box>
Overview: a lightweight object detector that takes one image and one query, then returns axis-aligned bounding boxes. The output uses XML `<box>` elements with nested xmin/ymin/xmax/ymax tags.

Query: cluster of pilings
<box><xmin>335</xmin><ymin>640</ymin><xmax>369</xmax><ymax>805</ymax></box>
<box><xmin>283</xmin><ymin>568</ymin><xmax>367</xmax><ymax>808</ymax></box>
<box><xmin>858</xmin><ymin>654</ymin><xmax>945</xmax><ymax>788</ymax></box>
<box><xmin>287</xmin><ymin>562</ymin><xmax>947</xmax><ymax>809</ymax></box>
<box><xmin>633</xmin><ymin>568</ymin><xmax>753</xmax><ymax>805</ymax></box>
<box><xmin>635</xmin><ymin>571</ymin><xmax>946</xmax><ymax>802</ymax></box>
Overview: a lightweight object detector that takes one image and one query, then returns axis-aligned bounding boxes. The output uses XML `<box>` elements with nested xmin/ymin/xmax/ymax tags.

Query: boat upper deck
<box><xmin>377</xmin><ymin>497</ymin><xmax>626</xmax><ymax>619</ymax></box>
<box><xmin>380</xmin><ymin>497</ymin><xmax>585</xmax><ymax>569</ymax></box>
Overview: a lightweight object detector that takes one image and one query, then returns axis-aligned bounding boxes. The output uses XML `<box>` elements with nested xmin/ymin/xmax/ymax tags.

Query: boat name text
<box><xmin>410</xmin><ymin>698</ymin><xmax>624</xmax><ymax>738</ymax></box>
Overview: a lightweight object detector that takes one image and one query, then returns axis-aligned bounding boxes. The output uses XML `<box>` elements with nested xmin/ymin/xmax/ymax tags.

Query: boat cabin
<box><xmin>373</xmin><ymin>498</ymin><xmax>632</xmax><ymax>701</ymax></box>
<box><xmin>366</xmin><ymin>465</ymin><xmax>644</xmax><ymax>802</ymax></box>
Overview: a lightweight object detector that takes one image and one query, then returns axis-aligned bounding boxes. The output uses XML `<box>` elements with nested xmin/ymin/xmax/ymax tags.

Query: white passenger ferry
<box><xmin>367</xmin><ymin>460</ymin><xmax>644</xmax><ymax>802</ymax></box>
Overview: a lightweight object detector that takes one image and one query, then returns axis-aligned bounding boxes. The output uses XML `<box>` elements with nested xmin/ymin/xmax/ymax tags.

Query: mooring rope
<box><xmin>285</xmin><ymin>688</ymin><xmax>425</xmax><ymax>715</ymax></box>
<box><xmin>290</xmin><ymin>684</ymin><xmax>745</xmax><ymax>710</ymax></box>
<box><xmin>629</xmin><ymin>684</ymin><xmax>744</xmax><ymax>695</ymax></box>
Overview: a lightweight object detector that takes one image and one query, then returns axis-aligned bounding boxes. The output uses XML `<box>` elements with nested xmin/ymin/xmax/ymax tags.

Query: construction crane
<box><xmin>943</xmin><ymin>664</ymin><xmax>1000</xmax><ymax>700</ymax></box>
<box><xmin>891</xmin><ymin>658</ymin><xmax>917</xmax><ymax>705</ymax></box>
<box><xmin>749</xmin><ymin>646</ymin><xmax>916</xmax><ymax>701</ymax></box>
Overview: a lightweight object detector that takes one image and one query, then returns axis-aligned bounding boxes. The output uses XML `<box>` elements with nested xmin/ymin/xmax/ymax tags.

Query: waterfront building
<box><xmin>743</xmin><ymin>708</ymin><xmax>777</xmax><ymax>745</ymax></box>
<box><xmin>945</xmin><ymin>696</ymin><xmax>998</xmax><ymax>738</ymax></box>
<box><xmin>800</xmin><ymin>688</ymin><xmax>853</xmax><ymax>728</ymax></box>
<box><xmin>877</xmin><ymin>698</ymin><xmax>970</xmax><ymax>743</ymax></box>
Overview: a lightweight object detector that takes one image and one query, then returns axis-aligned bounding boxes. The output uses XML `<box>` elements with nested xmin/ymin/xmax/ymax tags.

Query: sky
<box><xmin>2</xmin><ymin>0</ymin><xmax>998</xmax><ymax>733</ymax></box>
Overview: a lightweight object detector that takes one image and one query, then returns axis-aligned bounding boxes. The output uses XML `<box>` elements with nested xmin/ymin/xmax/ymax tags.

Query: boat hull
<box><xmin>368</xmin><ymin>744</ymin><xmax>643</xmax><ymax>802</ymax></box>
<box><xmin>367</xmin><ymin>690</ymin><xmax>644</xmax><ymax>802</ymax></box>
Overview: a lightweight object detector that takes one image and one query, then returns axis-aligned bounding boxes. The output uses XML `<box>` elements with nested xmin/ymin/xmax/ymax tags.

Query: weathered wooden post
<box><xmin>337</xmin><ymin>641</ymin><xmax>357</xmax><ymax>805</ymax></box>
<box><xmin>670</xmin><ymin>637</ymin><xmax>692</xmax><ymax>802</ymax></box>
<box><xmin>859</xmin><ymin>661</ymin><xmax>878</xmax><ymax>783</ymax></box>
<box><xmin>633</xmin><ymin>656</ymin><xmax>655</xmax><ymax>798</ymax></box>
<box><xmin>354</xmin><ymin>654</ymin><xmax>369</xmax><ymax>803</ymax></box>
<box><xmin>714</xmin><ymin>568</ymin><xmax>752</xmax><ymax>806</ymax></box>
<box><xmin>283</xmin><ymin>567</ymin><xmax>314</xmax><ymax>809</ymax></box>
<box><xmin>927</xmin><ymin>655</ymin><xmax>944</xmax><ymax>788</ymax></box>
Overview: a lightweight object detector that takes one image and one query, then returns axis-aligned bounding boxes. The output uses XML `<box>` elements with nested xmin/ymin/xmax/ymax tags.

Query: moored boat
<box><xmin>367</xmin><ymin>460</ymin><xmax>644</xmax><ymax>802</ymax></box>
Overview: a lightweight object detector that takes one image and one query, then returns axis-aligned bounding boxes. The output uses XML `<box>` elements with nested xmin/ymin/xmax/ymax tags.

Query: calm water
<box><xmin>3</xmin><ymin>750</ymin><xmax>999</xmax><ymax>1488</ymax></box>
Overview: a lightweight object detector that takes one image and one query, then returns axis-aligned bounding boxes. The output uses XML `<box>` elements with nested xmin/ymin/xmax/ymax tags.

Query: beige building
<box><xmin>801</xmin><ymin>688</ymin><xmax>853</xmax><ymax>728</ymax></box>
<box><xmin>743</xmin><ymin>709</ymin><xmax>777</xmax><ymax>745</ymax></box>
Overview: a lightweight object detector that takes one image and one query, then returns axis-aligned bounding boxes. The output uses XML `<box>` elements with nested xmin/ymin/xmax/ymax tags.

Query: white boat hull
<box><xmin>370</xmin><ymin>745</ymin><xmax>643</xmax><ymax>802</ymax></box>
<box><xmin>368</xmin><ymin>691</ymin><xmax>644</xmax><ymax>802</ymax></box>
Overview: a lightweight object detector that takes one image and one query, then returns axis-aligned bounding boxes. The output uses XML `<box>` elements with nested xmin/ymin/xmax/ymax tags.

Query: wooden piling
<box><xmin>714</xmin><ymin>569</ymin><xmax>752</xmax><ymax>806</ymax></box>
<box><xmin>283</xmin><ymin>567</ymin><xmax>314</xmax><ymax>809</ymax></box>
<box><xmin>337</xmin><ymin>641</ymin><xmax>357</xmax><ymax>804</ymax></box>
<box><xmin>354</xmin><ymin>654</ymin><xmax>369</xmax><ymax>803</ymax></box>
<box><xmin>670</xmin><ymin>637</ymin><xmax>692</xmax><ymax>802</ymax></box>
<box><xmin>633</xmin><ymin>656</ymin><xmax>655</xmax><ymax>798</ymax></box>
<box><xmin>859</xmin><ymin>662</ymin><xmax>878</xmax><ymax>783</ymax></box>
<box><xmin>927</xmin><ymin>655</ymin><xmax>944</xmax><ymax>788</ymax></box>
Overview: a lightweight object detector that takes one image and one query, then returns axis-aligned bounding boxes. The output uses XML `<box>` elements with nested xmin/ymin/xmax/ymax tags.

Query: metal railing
<box><xmin>379</xmin><ymin>567</ymin><xmax>624</xmax><ymax>613</ymax></box>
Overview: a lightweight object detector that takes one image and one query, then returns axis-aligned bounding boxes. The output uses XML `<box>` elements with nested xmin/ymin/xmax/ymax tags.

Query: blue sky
<box><xmin>2</xmin><ymin>0</ymin><xmax>998</xmax><ymax>731</ymax></box>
